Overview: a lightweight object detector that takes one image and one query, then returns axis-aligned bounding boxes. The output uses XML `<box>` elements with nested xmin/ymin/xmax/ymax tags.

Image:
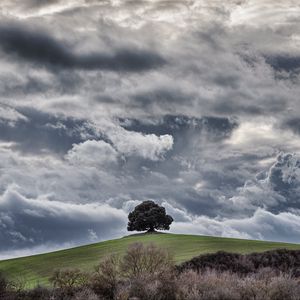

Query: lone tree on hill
<box><xmin>127</xmin><ymin>200</ymin><xmax>173</xmax><ymax>233</ymax></box>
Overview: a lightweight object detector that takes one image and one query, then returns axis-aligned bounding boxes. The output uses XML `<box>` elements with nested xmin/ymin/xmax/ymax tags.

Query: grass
<box><xmin>1</xmin><ymin>233</ymin><xmax>300</xmax><ymax>287</ymax></box>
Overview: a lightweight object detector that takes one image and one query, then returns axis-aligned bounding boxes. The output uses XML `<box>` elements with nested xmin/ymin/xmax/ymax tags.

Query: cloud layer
<box><xmin>0</xmin><ymin>187</ymin><xmax>127</xmax><ymax>252</ymax></box>
<box><xmin>0</xmin><ymin>0</ymin><xmax>300</xmax><ymax>258</ymax></box>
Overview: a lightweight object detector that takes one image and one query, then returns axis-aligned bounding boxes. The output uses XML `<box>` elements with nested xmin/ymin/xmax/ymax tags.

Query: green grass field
<box><xmin>1</xmin><ymin>233</ymin><xmax>300</xmax><ymax>287</ymax></box>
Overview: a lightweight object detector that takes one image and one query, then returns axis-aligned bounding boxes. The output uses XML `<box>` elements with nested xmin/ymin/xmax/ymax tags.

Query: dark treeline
<box><xmin>178</xmin><ymin>249</ymin><xmax>300</xmax><ymax>276</ymax></box>
<box><xmin>1</xmin><ymin>244</ymin><xmax>300</xmax><ymax>300</ymax></box>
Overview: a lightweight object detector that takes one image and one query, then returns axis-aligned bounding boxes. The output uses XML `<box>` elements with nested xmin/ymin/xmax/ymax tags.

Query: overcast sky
<box><xmin>1</xmin><ymin>0</ymin><xmax>300</xmax><ymax>259</ymax></box>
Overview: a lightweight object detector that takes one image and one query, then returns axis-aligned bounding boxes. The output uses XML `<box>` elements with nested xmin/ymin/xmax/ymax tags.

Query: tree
<box><xmin>127</xmin><ymin>201</ymin><xmax>173</xmax><ymax>233</ymax></box>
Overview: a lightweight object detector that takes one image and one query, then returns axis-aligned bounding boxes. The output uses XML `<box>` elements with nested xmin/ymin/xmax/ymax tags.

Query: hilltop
<box><xmin>1</xmin><ymin>233</ymin><xmax>300</xmax><ymax>287</ymax></box>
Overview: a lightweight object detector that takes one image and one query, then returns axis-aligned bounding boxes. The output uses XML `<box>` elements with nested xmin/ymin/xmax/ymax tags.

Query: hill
<box><xmin>1</xmin><ymin>233</ymin><xmax>300</xmax><ymax>287</ymax></box>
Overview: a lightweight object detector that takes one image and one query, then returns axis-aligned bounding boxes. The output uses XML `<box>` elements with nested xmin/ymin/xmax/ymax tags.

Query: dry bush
<box><xmin>240</xmin><ymin>267</ymin><xmax>280</xmax><ymax>299</ymax></box>
<box><xmin>114</xmin><ymin>283</ymin><xmax>130</xmax><ymax>300</ymax></box>
<box><xmin>0</xmin><ymin>272</ymin><xmax>9</xmax><ymax>297</ymax></box>
<box><xmin>176</xmin><ymin>268</ymin><xmax>300</xmax><ymax>300</ymax></box>
<box><xmin>120</xmin><ymin>243</ymin><xmax>174</xmax><ymax>279</ymax></box>
<box><xmin>175</xmin><ymin>270</ymin><xmax>202</xmax><ymax>300</ymax></box>
<box><xmin>238</xmin><ymin>271</ymin><xmax>300</xmax><ymax>300</ymax></box>
<box><xmin>238</xmin><ymin>275</ymin><xmax>272</xmax><ymax>300</ymax></box>
<box><xmin>91</xmin><ymin>254</ymin><xmax>120</xmax><ymax>299</ymax></box>
<box><xmin>268</xmin><ymin>274</ymin><xmax>300</xmax><ymax>300</ymax></box>
<box><xmin>176</xmin><ymin>270</ymin><xmax>240</xmax><ymax>300</ymax></box>
<box><xmin>91</xmin><ymin>243</ymin><xmax>176</xmax><ymax>300</ymax></box>
<box><xmin>126</xmin><ymin>270</ymin><xmax>177</xmax><ymax>300</ymax></box>
<box><xmin>22</xmin><ymin>285</ymin><xmax>52</xmax><ymax>300</ymax></box>
<box><xmin>50</xmin><ymin>268</ymin><xmax>89</xmax><ymax>289</ymax></box>
<box><xmin>50</xmin><ymin>268</ymin><xmax>89</xmax><ymax>298</ymax></box>
<box><xmin>120</xmin><ymin>243</ymin><xmax>176</xmax><ymax>300</ymax></box>
<box><xmin>70</xmin><ymin>286</ymin><xmax>99</xmax><ymax>300</ymax></box>
<box><xmin>8</xmin><ymin>276</ymin><xmax>27</xmax><ymax>294</ymax></box>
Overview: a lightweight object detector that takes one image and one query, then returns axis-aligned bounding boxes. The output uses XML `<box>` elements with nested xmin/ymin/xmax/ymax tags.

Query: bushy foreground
<box><xmin>1</xmin><ymin>244</ymin><xmax>300</xmax><ymax>300</ymax></box>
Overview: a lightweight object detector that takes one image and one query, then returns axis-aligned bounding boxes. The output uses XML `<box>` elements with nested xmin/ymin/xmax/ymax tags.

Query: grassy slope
<box><xmin>1</xmin><ymin>233</ymin><xmax>300</xmax><ymax>287</ymax></box>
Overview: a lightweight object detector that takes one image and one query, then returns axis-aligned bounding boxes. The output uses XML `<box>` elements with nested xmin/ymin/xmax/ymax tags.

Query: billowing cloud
<box><xmin>0</xmin><ymin>23</ymin><xmax>166</xmax><ymax>72</ymax></box>
<box><xmin>66</xmin><ymin>139</ymin><xmax>118</xmax><ymax>166</ymax></box>
<box><xmin>0</xmin><ymin>105</ymin><xmax>28</xmax><ymax>126</ymax></box>
<box><xmin>227</xmin><ymin>153</ymin><xmax>300</xmax><ymax>215</ymax></box>
<box><xmin>172</xmin><ymin>208</ymin><xmax>300</xmax><ymax>243</ymax></box>
<box><xmin>0</xmin><ymin>187</ymin><xmax>127</xmax><ymax>254</ymax></box>
<box><xmin>0</xmin><ymin>0</ymin><xmax>300</xmax><ymax>257</ymax></box>
<box><xmin>0</xmin><ymin>108</ymin><xmax>99</xmax><ymax>154</ymax></box>
<box><xmin>107</xmin><ymin>127</ymin><xmax>174</xmax><ymax>161</ymax></box>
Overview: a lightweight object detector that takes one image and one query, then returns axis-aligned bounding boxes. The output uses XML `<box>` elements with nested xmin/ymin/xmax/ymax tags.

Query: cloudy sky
<box><xmin>1</xmin><ymin>0</ymin><xmax>300</xmax><ymax>259</ymax></box>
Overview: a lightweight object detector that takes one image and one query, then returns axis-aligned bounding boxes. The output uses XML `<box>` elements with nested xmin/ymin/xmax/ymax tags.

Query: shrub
<box><xmin>178</xmin><ymin>249</ymin><xmax>300</xmax><ymax>277</ymax></box>
<box><xmin>119</xmin><ymin>243</ymin><xmax>176</xmax><ymax>300</ymax></box>
<box><xmin>176</xmin><ymin>270</ymin><xmax>240</xmax><ymax>300</ymax></box>
<box><xmin>8</xmin><ymin>276</ymin><xmax>27</xmax><ymax>294</ymax></box>
<box><xmin>23</xmin><ymin>285</ymin><xmax>52</xmax><ymax>300</ymax></box>
<box><xmin>91</xmin><ymin>243</ymin><xmax>176</xmax><ymax>300</ymax></box>
<box><xmin>91</xmin><ymin>254</ymin><xmax>120</xmax><ymax>299</ymax></box>
<box><xmin>0</xmin><ymin>271</ymin><xmax>9</xmax><ymax>297</ymax></box>
<box><xmin>121</xmin><ymin>243</ymin><xmax>174</xmax><ymax>279</ymax></box>
<box><xmin>268</xmin><ymin>274</ymin><xmax>300</xmax><ymax>300</ymax></box>
<box><xmin>238</xmin><ymin>274</ymin><xmax>272</xmax><ymax>300</ymax></box>
<box><xmin>126</xmin><ymin>269</ymin><xmax>177</xmax><ymax>300</ymax></box>
<box><xmin>71</xmin><ymin>286</ymin><xmax>99</xmax><ymax>300</ymax></box>
<box><xmin>178</xmin><ymin>251</ymin><xmax>253</xmax><ymax>275</ymax></box>
<box><xmin>248</xmin><ymin>249</ymin><xmax>300</xmax><ymax>275</ymax></box>
<box><xmin>50</xmin><ymin>268</ymin><xmax>89</xmax><ymax>297</ymax></box>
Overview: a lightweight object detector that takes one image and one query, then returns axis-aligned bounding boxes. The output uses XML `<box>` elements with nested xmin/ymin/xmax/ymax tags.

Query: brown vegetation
<box><xmin>178</xmin><ymin>249</ymin><xmax>300</xmax><ymax>276</ymax></box>
<box><xmin>1</xmin><ymin>245</ymin><xmax>300</xmax><ymax>299</ymax></box>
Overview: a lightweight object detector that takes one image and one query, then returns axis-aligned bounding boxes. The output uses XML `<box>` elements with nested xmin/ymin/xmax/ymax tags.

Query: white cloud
<box><xmin>226</xmin><ymin>120</ymin><xmax>300</xmax><ymax>156</ymax></box>
<box><xmin>65</xmin><ymin>139</ymin><xmax>118</xmax><ymax>166</ymax></box>
<box><xmin>162</xmin><ymin>201</ymin><xmax>192</xmax><ymax>222</ymax></box>
<box><xmin>107</xmin><ymin>126</ymin><xmax>173</xmax><ymax>161</ymax></box>
<box><xmin>172</xmin><ymin>208</ymin><xmax>300</xmax><ymax>243</ymax></box>
<box><xmin>230</xmin><ymin>0</ymin><xmax>300</xmax><ymax>29</ymax></box>
<box><xmin>0</xmin><ymin>105</ymin><xmax>28</xmax><ymax>126</ymax></box>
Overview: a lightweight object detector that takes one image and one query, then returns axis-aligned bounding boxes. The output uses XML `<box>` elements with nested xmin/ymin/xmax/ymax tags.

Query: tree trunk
<box><xmin>147</xmin><ymin>227</ymin><xmax>156</xmax><ymax>233</ymax></box>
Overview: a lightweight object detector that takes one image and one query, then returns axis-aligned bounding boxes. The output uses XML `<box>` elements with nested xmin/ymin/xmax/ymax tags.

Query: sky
<box><xmin>1</xmin><ymin>0</ymin><xmax>300</xmax><ymax>259</ymax></box>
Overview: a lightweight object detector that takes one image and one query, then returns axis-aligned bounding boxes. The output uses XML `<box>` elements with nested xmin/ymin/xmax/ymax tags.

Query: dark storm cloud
<box><xmin>15</xmin><ymin>0</ymin><xmax>60</xmax><ymax>11</ymax></box>
<box><xmin>282</xmin><ymin>118</ymin><xmax>300</xmax><ymax>135</ymax></box>
<box><xmin>0</xmin><ymin>24</ymin><xmax>166</xmax><ymax>72</ymax></box>
<box><xmin>265</xmin><ymin>55</ymin><xmax>300</xmax><ymax>73</ymax></box>
<box><xmin>120</xmin><ymin>115</ymin><xmax>238</xmax><ymax>138</ymax></box>
<box><xmin>0</xmin><ymin>188</ymin><xmax>127</xmax><ymax>252</ymax></box>
<box><xmin>213</xmin><ymin>101</ymin><xmax>263</xmax><ymax>115</ymax></box>
<box><xmin>28</xmin><ymin>0</ymin><xmax>59</xmax><ymax>7</ymax></box>
<box><xmin>176</xmin><ymin>189</ymin><xmax>226</xmax><ymax>218</ymax></box>
<box><xmin>0</xmin><ymin>75</ymin><xmax>51</xmax><ymax>97</ymax></box>
<box><xmin>132</xmin><ymin>89</ymin><xmax>193</xmax><ymax>108</ymax></box>
<box><xmin>0</xmin><ymin>107</ymin><xmax>101</xmax><ymax>155</ymax></box>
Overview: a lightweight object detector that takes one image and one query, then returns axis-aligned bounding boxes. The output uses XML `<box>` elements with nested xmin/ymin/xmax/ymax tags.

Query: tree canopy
<box><xmin>127</xmin><ymin>201</ymin><xmax>173</xmax><ymax>233</ymax></box>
